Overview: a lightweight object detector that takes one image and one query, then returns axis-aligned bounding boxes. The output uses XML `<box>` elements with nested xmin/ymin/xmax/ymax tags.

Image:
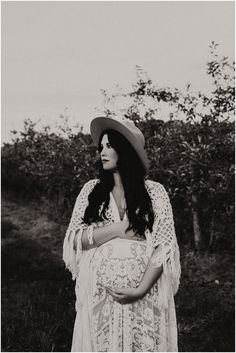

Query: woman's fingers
<box><xmin>105</xmin><ymin>287</ymin><xmax>126</xmax><ymax>300</ymax></box>
<box><xmin>105</xmin><ymin>287</ymin><xmax>138</xmax><ymax>304</ymax></box>
<box><xmin>106</xmin><ymin>286</ymin><xmax>123</xmax><ymax>294</ymax></box>
<box><xmin>123</xmin><ymin>235</ymin><xmax>144</xmax><ymax>241</ymax></box>
<box><xmin>109</xmin><ymin>291</ymin><xmax>125</xmax><ymax>299</ymax></box>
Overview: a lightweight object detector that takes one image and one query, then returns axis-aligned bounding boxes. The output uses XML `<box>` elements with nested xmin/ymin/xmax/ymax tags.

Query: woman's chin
<box><xmin>103</xmin><ymin>165</ymin><xmax>116</xmax><ymax>171</ymax></box>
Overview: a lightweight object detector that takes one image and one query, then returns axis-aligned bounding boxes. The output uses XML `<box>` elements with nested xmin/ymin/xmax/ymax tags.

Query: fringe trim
<box><xmin>150</xmin><ymin>243</ymin><xmax>181</xmax><ymax>309</ymax></box>
<box><xmin>63</xmin><ymin>227</ymin><xmax>84</xmax><ymax>280</ymax></box>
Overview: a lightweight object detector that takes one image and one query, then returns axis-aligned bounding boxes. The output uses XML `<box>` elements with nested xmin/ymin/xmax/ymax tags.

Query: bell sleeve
<box><xmin>62</xmin><ymin>179</ymin><xmax>98</xmax><ymax>280</ymax></box>
<box><xmin>147</xmin><ymin>181</ymin><xmax>181</xmax><ymax>306</ymax></box>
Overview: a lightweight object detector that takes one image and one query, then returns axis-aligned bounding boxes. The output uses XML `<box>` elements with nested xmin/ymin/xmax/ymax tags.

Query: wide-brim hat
<box><xmin>90</xmin><ymin>116</ymin><xmax>149</xmax><ymax>172</ymax></box>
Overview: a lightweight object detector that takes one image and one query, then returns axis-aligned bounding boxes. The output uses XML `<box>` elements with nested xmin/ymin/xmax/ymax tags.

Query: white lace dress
<box><xmin>63</xmin><ymin>179</ymin><xmax>181</xmax><ymax>352</ymax></box>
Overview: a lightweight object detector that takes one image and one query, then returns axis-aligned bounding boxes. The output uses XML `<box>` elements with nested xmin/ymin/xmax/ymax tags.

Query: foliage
<box><xmin>1</xmin><ymin>43</ymin><xmax>235</xmax><ymax>251</ymax></box>
<box><xmin>99</xmin><ymin>43</ymin><xmax>235</xmax><ymax>251</ymax></box>
<box><xmin>2</xmin><ymin>119</ymin><xmax>98</xmax><ymax>216</ymax></box>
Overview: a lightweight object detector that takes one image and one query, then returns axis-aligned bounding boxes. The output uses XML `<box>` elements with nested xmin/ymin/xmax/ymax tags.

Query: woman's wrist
<box><xmin>136</xmin><ymin>284</ymin><xmax>148</xmax><ymax>298</ymax></box>
<box><xmin>81</xmin><ymin>222</ymin><xmax>125</xmax><ymax>250</ymax></box>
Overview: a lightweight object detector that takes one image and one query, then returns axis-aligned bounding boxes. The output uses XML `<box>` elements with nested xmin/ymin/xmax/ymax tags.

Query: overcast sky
<box><xmin>2</xmin><ymin>1</ymin><xmax>235</xmax><ymax>142</ymax></box>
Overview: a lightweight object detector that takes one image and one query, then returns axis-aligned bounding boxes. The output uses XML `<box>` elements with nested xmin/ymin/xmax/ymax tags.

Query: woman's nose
<box><xmin>100</xmin><ymin>146</ymin><xmax>107</xmax><ymax>155</ymax></box>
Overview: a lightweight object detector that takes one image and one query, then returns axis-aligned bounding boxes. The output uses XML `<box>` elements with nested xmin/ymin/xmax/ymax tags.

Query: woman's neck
<box><xmin>113</xmin><ymin>170</ymin><xmax>123</xmax><ymax>190</ymax></box>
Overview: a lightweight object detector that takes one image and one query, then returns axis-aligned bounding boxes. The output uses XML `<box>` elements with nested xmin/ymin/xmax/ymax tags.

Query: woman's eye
<box><xmin>98</xmin><ymin>143</ymin><xmax>112</xmax><ymax>152</ymax></box>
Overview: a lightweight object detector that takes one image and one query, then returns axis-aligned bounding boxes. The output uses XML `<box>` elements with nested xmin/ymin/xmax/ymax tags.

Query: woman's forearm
<box><xmin>74</xmin><ymin>220</ymin><xmax>132</xmax><ymax>251</ymax></box>
<box><xmin>74</xmin><ymin>223</ymin><xmax>117</xmax><ymax>250</ymax></box>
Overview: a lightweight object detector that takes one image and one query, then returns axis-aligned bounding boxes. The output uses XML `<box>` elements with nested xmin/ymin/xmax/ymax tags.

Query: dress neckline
<box><xmin>110</xmin><ymin>192</ymin><xmax>127</xmax><ymax>222</ymax></box>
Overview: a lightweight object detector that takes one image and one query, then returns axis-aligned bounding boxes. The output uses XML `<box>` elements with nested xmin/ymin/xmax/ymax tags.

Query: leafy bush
<box><xmin>1</xmin><ymin>43</ymin><xmax>234</xmax><ymax>251</ymax></box>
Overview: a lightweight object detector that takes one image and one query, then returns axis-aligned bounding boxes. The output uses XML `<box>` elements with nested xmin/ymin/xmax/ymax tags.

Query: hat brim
<box><xmin>90</xmin><ymin>117</ymin><xmax>149</xmax><ymax>172</ymax></box>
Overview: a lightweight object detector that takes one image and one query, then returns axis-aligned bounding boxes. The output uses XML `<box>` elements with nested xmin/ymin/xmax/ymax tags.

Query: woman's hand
<box><xmin>105</xmin><ymin>286</ymin><xmax>145</xmax><ymax>304</ymax></box>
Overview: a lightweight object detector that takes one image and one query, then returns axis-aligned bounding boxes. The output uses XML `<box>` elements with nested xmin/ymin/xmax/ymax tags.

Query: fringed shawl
<box><xmin>63</xmin><ymin>179</ymin><xmax>181</xmax><ymax>305</ymax></box>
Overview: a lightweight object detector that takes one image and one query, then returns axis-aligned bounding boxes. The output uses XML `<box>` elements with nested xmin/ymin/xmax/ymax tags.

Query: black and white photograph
<box><xmin>1</xmin><ymin>1</ymin><xmax>235</xmax><ymax>352</ymax></box>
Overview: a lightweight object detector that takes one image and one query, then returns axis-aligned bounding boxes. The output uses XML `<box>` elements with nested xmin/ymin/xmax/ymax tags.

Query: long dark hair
<box><xmin>83</xmin><ymin>129</ymin><xmax>154</xmax><ymax>237</ymax></box>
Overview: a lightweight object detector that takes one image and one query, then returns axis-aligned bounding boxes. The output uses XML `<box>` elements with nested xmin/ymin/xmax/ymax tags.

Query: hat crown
<box><xmin>113</xmin><ymin>117</ymin><xmax>145</xmax><ymax>147</ymax></box>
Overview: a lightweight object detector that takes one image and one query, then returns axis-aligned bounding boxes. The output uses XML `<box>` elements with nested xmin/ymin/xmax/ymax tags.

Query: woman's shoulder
<box><xmin>144</xmin><ymin>179</ymin><xmax>171</xmax><ymax>212</ymax></box>
<box><xmin>78</xmin><ymin>179</ymin><xmax>99</xmax><ymax>196</ymax></box>
<box><xmin>83</xmin><ymin>178</ymin><xmax>99</xmax><ymax>188</ymax></box>
<box><xmin>144</xmin><ymin>179</ymin><xmax>169</xmax><ymax>199</ymax></box>
<box><xmin>145</xmin><ymin>179</ymin><xmax>166</xmax><ymax>191</ymax></box>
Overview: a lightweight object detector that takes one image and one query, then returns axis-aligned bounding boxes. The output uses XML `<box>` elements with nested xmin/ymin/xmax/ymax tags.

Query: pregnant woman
<box><xmin>63</xmin><ymin>116</ymin><xmax>181</xmax><ymax>352</ymax></box>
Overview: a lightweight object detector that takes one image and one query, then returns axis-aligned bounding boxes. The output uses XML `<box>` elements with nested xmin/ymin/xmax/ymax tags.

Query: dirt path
<box><xmin>1</xmin><ymin>193</ymin><xmax>67</xmax><ymax>258</ymax></box>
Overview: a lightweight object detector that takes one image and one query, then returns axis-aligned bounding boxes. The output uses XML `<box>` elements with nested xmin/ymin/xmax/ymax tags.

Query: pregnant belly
<box><xmin>93</xmin><ymin>238</ymin><xmax>148</xmax><ymax>289</ymax></box>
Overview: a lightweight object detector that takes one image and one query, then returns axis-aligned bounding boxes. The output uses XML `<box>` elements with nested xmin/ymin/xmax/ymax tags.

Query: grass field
<box><xmin>1</xmin><ymin>192</ymin><xmax>235</xmax><ymax>352</ymax></box>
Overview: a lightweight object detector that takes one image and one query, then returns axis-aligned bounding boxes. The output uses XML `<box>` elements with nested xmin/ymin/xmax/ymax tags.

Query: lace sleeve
<box><xmin>62</xmin><ymin>179</ymin><xmax>98</xmax><ymax>280</ymax></box>
<box><xmin>146</xmin><ymin>180</ymin><xmax>181</xmax><ymax>300</ymax></box>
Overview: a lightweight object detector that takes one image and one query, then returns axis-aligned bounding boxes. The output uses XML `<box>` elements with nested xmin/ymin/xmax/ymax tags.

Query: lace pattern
<box><xmin>145</xmin><ymin>180</ymin><xmax>181</xmax><ymax>296</ymax></box>
<box><xmin>63</xmin><ymin>179</ymin><xmax>99</xmax><ymax>279</ymax></box>
<box><xmin>63</xmin><ymin>178</ymin><xmax>181</xmax><ymax>351</ymax></box>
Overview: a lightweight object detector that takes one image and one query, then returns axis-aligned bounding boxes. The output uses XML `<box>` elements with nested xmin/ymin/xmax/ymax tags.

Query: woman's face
<box><xmin>99</xmin><ymin>134</ymin><xmax>119</xmax><ymax>171</ymax></box>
